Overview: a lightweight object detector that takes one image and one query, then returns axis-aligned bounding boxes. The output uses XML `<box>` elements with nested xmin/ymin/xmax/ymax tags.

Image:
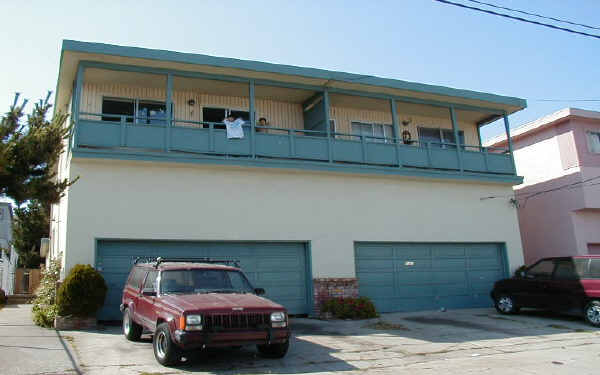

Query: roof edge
<box><xmin>61</xmin><ymin>39</ymin><xmax>527</xmax><ymax>110</ymax></box>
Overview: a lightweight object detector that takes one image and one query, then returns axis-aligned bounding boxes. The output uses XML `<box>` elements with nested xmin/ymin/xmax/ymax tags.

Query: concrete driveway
<box><xmin>60</xmin><ymin>308</ymin><xmax>600</xmax><ymax>375</ymax></box>
<box><xmin>0</xmin><ymin>304</ymin><xmax>80</xmax><ymax>375</ymax></box>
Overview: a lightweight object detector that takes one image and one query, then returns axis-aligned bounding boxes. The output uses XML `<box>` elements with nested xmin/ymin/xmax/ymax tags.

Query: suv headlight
<box><xmin>271</xmin><ymin>312</ymin><xmax>287</xmax><ymax>328</ymax></box>
<box><xmin>185</xmin><ymin>314</ymin><xmax>202</xmax><ymax>330</ymax></box>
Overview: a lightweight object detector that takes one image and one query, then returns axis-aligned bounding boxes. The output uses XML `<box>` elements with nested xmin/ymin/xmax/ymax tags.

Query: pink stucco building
<box><xmin>487</xmin><ymin>108</ymin><xmax>600</xmax><ymax>264</ymax></box>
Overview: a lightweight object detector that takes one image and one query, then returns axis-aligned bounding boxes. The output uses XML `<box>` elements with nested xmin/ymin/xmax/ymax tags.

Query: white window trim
<box><xmin>350</xmin><ymin>121</ymin><xmax>394</xmax><ymax>143</ymax></box>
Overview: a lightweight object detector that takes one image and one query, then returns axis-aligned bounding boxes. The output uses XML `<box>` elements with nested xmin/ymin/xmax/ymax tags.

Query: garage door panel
<box><xmin>431</xmin><ymin>245</ymin><xmax>466</xmax><ymax>258</ymax></box>
<box><xmin>393</xmin><ymin>244</ymin><xmax>431</xmax><ymax>258</ymax></box>
<box><xmin>357</xmin><ymin>271</ymin><xmax>394</xmax><ymax>286</ymax></box>
<box><xmin>356</xmin><ymin>259</ymin><xmax>394</xmax><ymax>272</ymax></box>
<box><xmin>356</xmin><ymin>242</ymin><xmax>506</xmax><ymax>313</ymax></box>
<box><xmin>96</xmin><ymin>241</ymin><xmax>309</xmax><ymax>320</ymax></box>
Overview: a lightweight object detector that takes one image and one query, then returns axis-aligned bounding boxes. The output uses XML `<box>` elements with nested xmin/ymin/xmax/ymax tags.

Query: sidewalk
<box><xmin>0</xmin><ymin>304</ymin><xmax>80</xmax><ymax>375</ymax></box>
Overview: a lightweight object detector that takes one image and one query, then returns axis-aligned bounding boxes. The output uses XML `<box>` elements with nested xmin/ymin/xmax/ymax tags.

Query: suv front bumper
<box><xmin>172</xmin><ymin>327</ymin><xmax>290</xmax><ymax>350</ymax></box>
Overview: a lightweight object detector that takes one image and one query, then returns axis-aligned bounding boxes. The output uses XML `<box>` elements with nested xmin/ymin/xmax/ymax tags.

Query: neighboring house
<box><xmin>487</xmin><ymin>108</ymin><xmax>600</xmax><ymax>264</ymax></box>
<box><xmin>50</xmin><ymin>40</ymin><xmax>527</xmax><ymax>319</ymax></box>
<box><xmin>0</xmin><ymin>202</ymin><xmax>16</xmax><ymax>294</ymax></box>
<box><xmin>0</xmin><ymin>202</ymin><xmax>12</xmax><ymax>250</ymax></box>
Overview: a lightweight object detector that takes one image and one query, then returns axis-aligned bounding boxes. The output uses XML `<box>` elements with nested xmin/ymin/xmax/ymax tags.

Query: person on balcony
<box><xmin>223</xmin><ymin>113</ymin><xmax>245</xmax><ymax>139</ymax></box>
<box><xmin>257</xmin><ymin>117</ymin><xmax>269</xmax><ymax>134</ymax></box>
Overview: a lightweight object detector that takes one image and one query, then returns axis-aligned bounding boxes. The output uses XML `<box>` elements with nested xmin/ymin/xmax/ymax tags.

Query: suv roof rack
<box><xmin>134</xmin><ymin>257</ymin><xmax>241</xmax><ymax>268</ymax></box>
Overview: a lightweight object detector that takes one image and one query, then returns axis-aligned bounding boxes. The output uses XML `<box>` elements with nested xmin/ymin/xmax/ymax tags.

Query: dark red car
<box><xmin>120</xmin><ymin>258</ymin><xmax>290</xmax><ymax>366</ymax></box>
<box><xmin>491</xmin><ymin>256</ymin><xmax>600</xmax><ymax>326</ymax></box>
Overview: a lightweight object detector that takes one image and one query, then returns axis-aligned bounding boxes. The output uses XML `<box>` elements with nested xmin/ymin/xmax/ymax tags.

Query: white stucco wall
<box><xmin>62</xmin><ymin>158</ymin><xmax>524</xmax><ymax>276</ymax></box>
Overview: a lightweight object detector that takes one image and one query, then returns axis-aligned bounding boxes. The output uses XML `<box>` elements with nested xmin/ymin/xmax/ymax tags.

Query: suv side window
<box><xmin>553</xmin><ymin>260</ymin><xmax>582</xmax><ymax>280</ymax></box>
<box><xmin>143</xmin><ymin>271</ymin><xmax>158</xmax><ymax>291</ymax></box>
<box><xmin>127</xmin><ymin>267</ymin><xmax>144</xmax><ymax>289</ymax></box>
<box><xmin>527</xmin><ymin>260</ymin><xmax>554</xmax><ymax>280</ymax></box>
<box><xmin>589</xmin><ymin>259</ymin><xmax>600</xmax><ymax>279</ymax></box>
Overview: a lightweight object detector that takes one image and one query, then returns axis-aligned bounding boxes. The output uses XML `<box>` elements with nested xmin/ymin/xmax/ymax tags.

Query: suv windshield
<box><xmin>160</xmin><ymin>269</ymin><xmax>254</xmax><ymax>295</ymax></box>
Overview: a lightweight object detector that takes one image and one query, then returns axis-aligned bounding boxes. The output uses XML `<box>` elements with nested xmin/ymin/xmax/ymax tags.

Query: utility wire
<box><xmin>433</xmin><ymin>0</ymin><xmax>600</xmax><ymax>40</ymax></box>
<box><xmin>532</xmin><ymin>99</ymin><xmax>600</xmax><ymax>102</ymax></box>
<box><xmin>464</xmin><ymin>0</ymin><xmax>600</xmax><ymax>31</ymax></box>
<box><xmin>480</xmin><ymin>175</ymin><xmax>600</xmax><ymax>201</ymax></box>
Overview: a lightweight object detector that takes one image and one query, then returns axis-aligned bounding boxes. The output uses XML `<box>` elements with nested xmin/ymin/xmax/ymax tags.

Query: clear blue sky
<box><xmin>0</xmin><ymin>0</ymin><xmax>598</xmax><ymax>140</ymax></box>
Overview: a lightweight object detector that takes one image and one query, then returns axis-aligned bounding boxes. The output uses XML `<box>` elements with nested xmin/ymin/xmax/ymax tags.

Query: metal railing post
<box><xmin>249</xmin><ymin>80</ymin><xmax>256</xmax><ymax>158</ymax></box>
<box><xmin>165</xmin><ymin>73</ymin><xmax>173</xmax><ymax>152</ymax></box>
<box><xmin>120</xmin><ymin>116</ymin><xmax>126</xmax><ymax>146</ymax></box>
<box><xmin>449</xmin><ymin>106</ymin><xmax>463</xmax><ymax>172</ymax></box>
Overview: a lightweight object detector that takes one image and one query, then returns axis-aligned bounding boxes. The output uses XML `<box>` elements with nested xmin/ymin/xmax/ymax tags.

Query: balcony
<box><xmin>71</xmin><ymin>66</ymin><xmax>519</xmax><ymax>183</ymax></box>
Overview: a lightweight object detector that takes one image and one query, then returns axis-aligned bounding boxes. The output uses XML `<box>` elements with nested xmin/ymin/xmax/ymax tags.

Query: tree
<box><xmin>1</xmin><ymin>92</ymin><xmax>75</xmax><ymax>205</ymax></box>
<box><xmin>1</xmin><ymin>92</ymin><xmax>77</xmax><ymax>267</ymax></box>
<box><xmin>12</xmin><ymin>200</ymin><xmax>48</xmax><ymax>268</ymax></box>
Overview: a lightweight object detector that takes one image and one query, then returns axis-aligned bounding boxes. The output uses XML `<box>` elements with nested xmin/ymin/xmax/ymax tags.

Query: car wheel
<box><xmin>584</xmin><ymin>300</ymin><xmax>600</xmax><ymax>327</ymax></box>
<box><xmin>153</xmin><ymin>323</ymin><xmax>181</xmax><ymax>366</ymax></box>
<box><xmin>494</xmin><ymin>294</ymin><xmax>520</xmax><ymax>314</ymax></box>
<box><xmin>123</xmin><ymin>308</ymin><xmax>143</xmax><ymax>341</ymax></box>
<box><xmin>257</xmin><ymin>339</ymin><xmax>289</xmax><ymax>358</ymax></box>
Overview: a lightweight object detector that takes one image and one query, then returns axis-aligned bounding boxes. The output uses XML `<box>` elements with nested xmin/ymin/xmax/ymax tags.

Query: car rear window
<box><xmin>553</xmin><ymin>259</ymin><xmax>587</xmax><ymax>280</ymax></box>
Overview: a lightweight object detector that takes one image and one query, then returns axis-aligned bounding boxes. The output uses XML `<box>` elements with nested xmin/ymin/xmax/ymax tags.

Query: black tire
<box><xmin>583</xmin><ymin>300</ymin><xmax>600</xmax><ymax>327</ymax></box>
<box><xmin>122</xmin><ymin>308</ymin><xmax>143</xmax><ymax>341</ymax></box>
<box><xmin>153</xmin><ymin>323</ymin><xmax>181</xmax><ymax>366</ymax></box>
<box><xmin>257</xmin><ymin>340</ymin><xmax>289</xmax><ymax>358</ymax></box>
<box><xmin>494</xmin><ymin>294</ymin><xmax>520</xmax><ymax>314</ymax></box>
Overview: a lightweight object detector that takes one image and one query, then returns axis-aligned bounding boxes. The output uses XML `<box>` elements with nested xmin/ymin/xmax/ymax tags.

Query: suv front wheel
<box><xmin>257</xmin><ymin>339</ymin><xmax>289</xmax><ymax>358</ymax></box>
<box><xmin>123</xmin><ymin>308</ymin><xmax>143</xmax><ymax>341</ymax></box>
<box><xmin>584</xmin><ymin>300</ymin><xmax>600</xmax><ymax>327</ymax></box>
<box><xmin>153</xmin><ymin>323</ymin><xmax>181</xmax><ymax>366</ymax></box>
<box><xmin>494</xmin><ymin>294</ymin><xmax>520</xmax><ymax>314</ymax></box>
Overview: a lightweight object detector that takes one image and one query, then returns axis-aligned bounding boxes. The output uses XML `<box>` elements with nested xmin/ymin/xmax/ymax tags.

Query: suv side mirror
<box><xmin>142</xmin><ymin>288</ymin><xmax>156</xmax><ymax>297</ymax></box>
<box><xmin>254</xmin><ymin>288</ymin><xmax>265</xmax><ymax>296</ymax></box>
<box><xmin>519</xmin><ymin>271</ymin><xmax>526</xmax><ymax>278</ymax></box>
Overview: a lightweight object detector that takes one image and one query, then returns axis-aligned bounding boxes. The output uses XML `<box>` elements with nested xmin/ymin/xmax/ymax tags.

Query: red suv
<box><xmin>491</xmin><ymin>256</ymin><xmax>600</xmax><ymax>326</ymax></box>
<box><xmin>120</xmin><ymin>258</ymin><xmax>290</xmax><ymax>366</ymax></box>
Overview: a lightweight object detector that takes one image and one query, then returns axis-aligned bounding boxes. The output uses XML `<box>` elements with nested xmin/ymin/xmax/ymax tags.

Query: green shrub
<box><xmin>321</xmin><ymin>296</ymin><xmax>378</xmax><ymax>319</ymax></box>
<box><xmin>32</xmin><ymin>257</ymin><xmax>61</xmax><ymax>327</ymax></box>
<box><xmin>57</xmin><ymin>264</ymin><xmax>107</xmax><ymax>317</ymax></box>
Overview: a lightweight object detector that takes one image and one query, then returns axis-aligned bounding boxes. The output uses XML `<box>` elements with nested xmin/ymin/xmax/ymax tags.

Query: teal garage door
<box><xmin>355</xmin><ymin>242</ymin><xmax>507</xmax><ymax>313</ymax></box>
<box><xmin>96</xmin><ymin>240</ymin><xmax>309</xmax><ymax>320</ymax></box>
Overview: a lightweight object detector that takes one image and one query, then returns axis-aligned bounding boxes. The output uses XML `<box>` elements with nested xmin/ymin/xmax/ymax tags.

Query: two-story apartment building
<box><xmin>51</xmin><ymin>40</ymin><xmax>526</xmax><ymax>320</ymax></box>
<box><xmin>488</xmin><ymin>108</ymin><xmax>600</xmax><ymax>264</ymax></box>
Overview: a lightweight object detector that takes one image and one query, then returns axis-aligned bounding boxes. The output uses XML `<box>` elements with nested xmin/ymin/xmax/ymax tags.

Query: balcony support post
<box><xmin>503</xmin><ymin>113</ymin><xmax>516</xmax><ymax>174</ymax></box>
<box><xmin>73</xmin><ymin>63</ymin><xmax>84</xmax><ymax>148</ymax></box>
<box><xmin>323</xmin><ymin>89</ymin><xmax>332</xmax><ymax>163</ymax></box>
<box><xmin>249</xmin><ymin>80</ymin><xmax>256</xmax><ymax>158</ymax></box>
<box><xmin>165</xmin><ymin>73</ymin><xmax>173</xmax><ymax>152</ymax></box>
<box><xmin>449</xmin><ymin>106</ymin><xmax>463</xmax><ymax>172</ymax></box>
<box><xmin>390</xmin><ymin>98</ymin><xmax>402</xmax><ymax>168</ymax></box>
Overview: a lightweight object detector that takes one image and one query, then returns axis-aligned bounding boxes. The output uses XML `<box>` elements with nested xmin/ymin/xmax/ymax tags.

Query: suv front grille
<box><xmin>203</xmin><ymin>312</ymin><xmax>271</xmax><ymax>330</ymax></box>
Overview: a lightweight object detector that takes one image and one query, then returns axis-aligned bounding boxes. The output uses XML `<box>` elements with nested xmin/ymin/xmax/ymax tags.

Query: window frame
<box><xmin>525</xmin><ymin>259</ymin><xmax>555</xmax><ymax>280</ymax></box>
<box><xmin>101</xmin><ymin>96</ymin><xmax>172</xmax><ymax>125</ymax></box>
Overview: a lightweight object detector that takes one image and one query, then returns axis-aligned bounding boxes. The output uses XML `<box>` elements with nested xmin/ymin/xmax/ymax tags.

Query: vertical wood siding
<box><xmin>80</xmin><ymin>83</ymin><xmax>478</xmax><ymax>145</ymax></box>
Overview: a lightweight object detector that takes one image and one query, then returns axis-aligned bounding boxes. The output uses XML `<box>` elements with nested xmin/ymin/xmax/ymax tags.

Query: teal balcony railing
<box><xmin>75</xmin><ymin>113</ymin><xmax>515</xmax><ymax>176</ymax></box>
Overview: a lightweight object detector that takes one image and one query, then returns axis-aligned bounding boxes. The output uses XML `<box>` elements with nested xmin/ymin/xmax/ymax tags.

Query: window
<box><xmin>102</xmin><ymin>98</ymin><xmax>134</xmax><ymax>122</ymax></box>
<box><xmin>137</xmin><ymin>101</ymin><xmax>166</xmax><ymax>125</ymax></box>
<box><xmin>160</xmin><ymin>269</ymin><xmax>254</xmax><ymax>294</ymax></box>
<box><xmin>418</xmin><ymin>127</ymin><xmax>465</xmax><ymax>149</ymax></box>
<box><xmin>351</xmin><ymin>122</ymin><xmax>394</xmax><ymax>143</ymax></box>
<box><xmin>553</xmin><ymin>259</ymin><xmax>586</xmax><ymax>280</ymax></box>
<box><xmin>143</xmin><ymin>271</ymin><xmax>158</xmax><ymax>291</ymax></box>
<box><xmin>127</xmin><ymin>267</ymin><xmax>145</xmax><ymax>289</ymax></box>
<box><xmin>587</xmin><ymin>131</ymin><xmax>600</xmax><ymax>153</ymax></box>
<box><xmin>589</xmin><ymin>259</ymin><xmax>600</xmax><ymax>279</ymax></box>
<box><xmin>330</xmin><ymin>119</ymin><xmax>336</xmax><ymax>136</ymax></box>
<box><xmin>526</xmin><ymin>259</ymin><xmax>554</xmax><ymax>279</ymax></box>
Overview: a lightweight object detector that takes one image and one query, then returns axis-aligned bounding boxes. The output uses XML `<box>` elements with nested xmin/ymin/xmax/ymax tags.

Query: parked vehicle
<box><xmin>121</xmin><ymin>257</ymin><xmax>290</xmax><ymax>366</ymax></box>
<box><xmin>491</xmin><ymin>256</ymin><xmax>600</xmax><ymax>326</ymax></box>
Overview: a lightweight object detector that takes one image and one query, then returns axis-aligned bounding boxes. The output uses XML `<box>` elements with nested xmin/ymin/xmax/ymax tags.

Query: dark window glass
<box><xmin>137</xmin><ymin>101</ymin><xmax>166</xmax><ymax>125</ymax></box>
<box><xmin>202</xmin><ymin>107</ymin><xmax>227</xmax><ymax>129</ymax></box>
<box><xmin>102</xmin><ymin>98</ymin><xmax>134</xmax><ymax>122</ymax></box>
<box><xmin>419</xmin><ymin>128</ymin><xmax>442</xmax><ymax>146</ymax></box>
<box><xmin>527</xmin><ymin>260</ymin><xmax>554</xmax><ymax>279</ymax></box>
<box><xmin>229</xmin><ymin>110</ymin><xmax>249</xmax><ymax>122</ymax></box>
<box><xmin>553</xmin><ymin>260</ymin><xmax>584</xmax><ymax>280</ymax></box>
<box><xmin>441</xmin><ymin>129</ymin><xmax>465</xmax><ymax>149</ymax></box>
<box><xmin>419</xmin><ymin>127</ymin><xmax>465</xmax><ymax>149</ymax></box>
<box><xmin>160</xmin><ymin>269</ymin><xmax>254</xmax><ymax>294</ymax></box>
<box><xmin>589</xmin><ymin>259</ymin><xmax>600</xmax><ymax>278</ymax></box>
<box><xmin>127</xmin><ymin>267</ymin><xmax>144</xmax><ymax>289</ymax></box>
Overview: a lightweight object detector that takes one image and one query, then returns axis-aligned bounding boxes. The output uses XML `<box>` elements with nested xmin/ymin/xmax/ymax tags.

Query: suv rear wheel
<box><xmin>494</xmin><ymin>294</ymin><xmax>520</xmax><ymax>314</ymax></box>
<box><xmin>584</xmin><ymin>300</ymin><xmax>600</xmax><ymax>327</ymax></box>
<box><xmin>153</xmin><ymin>323</ymin><xmax>181</xmax><ymax>366</ymax></box>
<box><xmin>257</xmin><ymin>339</ymin><xmax>289</xmax><ymax>358</ymax></box>
<box><xmin>123</xmin><ymin>308</ymin><xmax>142</xmax><ymax>341</ymax></box>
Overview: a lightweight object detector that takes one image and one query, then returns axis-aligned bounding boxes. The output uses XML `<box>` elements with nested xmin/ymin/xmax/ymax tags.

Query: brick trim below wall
<box><xmin>313</xmin><ymin>278</ymin><xmax>358</xmax><ymax>317</ymax></box>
